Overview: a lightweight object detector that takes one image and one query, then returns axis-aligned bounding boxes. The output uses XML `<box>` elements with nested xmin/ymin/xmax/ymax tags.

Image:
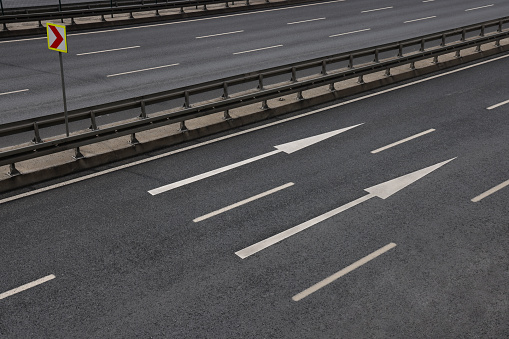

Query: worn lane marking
<box><xmin>361</xmin><ymin>6</ymin><xmax>393</xmax><ymax>13</ymax></box>
<box><xmin>233</xmin><ymin>45</ymin><xmax>283</xmax><ymax>55</ymax></box>
<box><xmin>471</xmin><ymin>179</ymin><xmax>509</xmax><ymax>202</ymax></box>
<box><xmin>0</xmin><ymin>89</ymin><xmax>29</xmax><ymax>96</ymax></box>
<box><xmin>0</xmin><ymin>275</ymin><xmax>56</xmax><ymax>300</ymax></box>
<box><xmin>287</xmin><ymin>17</ymin><xmax>326</xmax><ymax>25</ymax></box>
<box><xmin>292</xmin><ymin>243</ymin><xmax>396</xmax><ymax>301</ymax></box>
<box><xmin>196</xmin><ymin>30</ymin><xmax>244</xmax><ymax>39</ymax></box>
<box><xmin>465</xmin><ymin>4</ymin><xmax>494</xmax><ymax>11</ymax></box>
<box><xmin>194</xmin><ymin>182</ymin><xmax>294</xmax><ymax>222</ymax></box>
<box><xmin>487</xmin><ymin>99</ymin><xmax>509</xmax><ymax>110</ymax></box>
<box><xmin>404</xmin><ymin>16</ymin><xmax>436</xmax><ymax>23</ymax></box>
<box><xmin>77</xmin><ymin>46</ymin><xmax>140</xmax><ymax>56</ymax></box>
<box><xmin>2</xmin><ymin>54</ymin><xmax>508</xmax><ymax>206</ymax></box>
<box><xmin>422</xmin><ymin>0</ymin><xmax>435</xmax><ymax>2</ymax></box>
<box><xmin>371</xmin><ymin>129</ymin><xmax>435</xmax><ymax>153</ymax></box>
<box><xmin>106</xmin><ymin>63</ymin><xmax>179</xmax><ymax>77</ymax></box>
<box><xmin>329</xmin><ymin>28</ymin><xmax>371</xmax><ymax>37</ymax></box>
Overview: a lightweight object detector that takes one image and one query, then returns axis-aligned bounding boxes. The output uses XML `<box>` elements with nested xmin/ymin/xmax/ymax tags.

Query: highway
<box><xmin>0</xmin><ymin>52</ymin><xmax>507</xmax><ymax>337</ymax></box>
<box><xmin>1</xmin><ymin>0</ymin><xmax>509</xmax><ymax>124</ymax></box>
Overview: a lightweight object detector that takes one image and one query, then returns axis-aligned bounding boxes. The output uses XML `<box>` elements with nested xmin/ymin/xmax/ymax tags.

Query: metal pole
<box><xmin>0</xmin><ymin>0</ymin><xmax>5</xmax><ymax>16</ymax></box>
<box><xmin>110</xmin><ymin>0</ymin><xmax>114</xmax><ymax>18</ymax></box>
<box><xmin>58</xmin><ymin>0</ymin><xmax>63</xmax><ymax>23</ymax></box>
<box><xmin>59</xmin><ymin>52</ymin><xmax>70</xmax><ymax>137</ymax></box>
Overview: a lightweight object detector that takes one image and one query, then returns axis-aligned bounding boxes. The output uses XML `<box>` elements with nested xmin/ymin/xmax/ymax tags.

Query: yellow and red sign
<box><xmin>47</xmin><ymin>23</ymin><xmax>67</xmax><ymax>53</ymax></box>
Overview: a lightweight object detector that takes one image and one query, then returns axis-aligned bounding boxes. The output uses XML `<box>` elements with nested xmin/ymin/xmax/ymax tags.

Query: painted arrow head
<box><xmin>274</xmin><ymin>123</ymin><xmax>363</xmax><ymax>154</ymax></box>
<box><xmin>364</xmin><ymin>158</ymin><xmax>456</xmax><ymax>199</ymax></box>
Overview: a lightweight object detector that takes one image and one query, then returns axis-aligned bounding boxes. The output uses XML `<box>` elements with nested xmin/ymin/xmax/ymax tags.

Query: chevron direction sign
<box><xmin>47</xmin><ymin>23</ymin><xmax>67</xmax><ymax>53</ymax></box>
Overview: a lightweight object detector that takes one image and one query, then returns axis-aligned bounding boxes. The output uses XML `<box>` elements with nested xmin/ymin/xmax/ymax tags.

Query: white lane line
<box><xmin>465</xmin><ymin>4</ymin><xmax>494</xmax><ymax>11</ymax></box>
<box><xmin>329</xmin><ymin>28</ymin><xmax>371</xmax><ymax>38</ymax></box>
<box><xmin>0</xmin><ymin>1</ymin><xmax>346</xmax><ymax>44</ymax></box>
<box><xmin>196</xmin><ymin>30</ymin><xmax>244</xmax><ymax>39</ymax></box>
<box><xmin>361</xmin><ymin>6</ymin><xmax>393</xmax><ymax>13</ymax></box>
<box><xmin>292</xmin><ymin>243</ymin><xmax>396</xmax><ymax>301</ymax></box>
<box><xmin>194</xmin><ymin>182</ymin><xmax>294</xmax><ymax>222</ymax></box>
<box><xmin>77</xmin><ymin>46</ymin><xmax>140</xmax><ymax>56</ymax></box>
<box><xmin>233</xmin><ymin>45</ymin><xmax>283</xmax><ymax>55</ymax></box>
<box><xmin>370</xmin><ymin>129</ymin><xmax>435</xmax><ymax>154</ymax></box>
<box><xmin>422</xmin><ymin>0</ymin><xmax>435</xmax><ymax>2</ymax></box>
<box><xmin>106</xmin><ymin>63</ymin><xmax>179</xmax><ymax>77</ymax></box>
<box><xmin>404</xmin><ymin>16</ymin><xmax>436</xmax><ymax>23</ymax></box>
<box><xmin>0</xmin><ymin>89</ymin><xmax>29</xmax><ymax>96</ymax></box>
<box><xmin>2</xmin><ymin>54</ymin><xmax>509</xmax><ymax>206</ymax></box>
<box><xmin>287</xmin><ymin>17</ymin><xmax>326</xmax><ymax>25</ymax></box>
<box><xmin>487</xmin><ymin>99</ymin><xmax>509</xmax><ymax>110</ymax></box>
<box><xmin>0</xmin><ymin>275</ymin><xmax>56</xmax><ymax>300</ymax></box>
<box><xmin>471</xmin><ymin>179</ymin><xmax>509</xmax><ymax>202</ymax></box>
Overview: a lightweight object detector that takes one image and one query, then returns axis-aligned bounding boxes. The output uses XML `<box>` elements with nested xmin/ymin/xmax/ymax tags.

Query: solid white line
<box><xmin>361</xmin><ymin>6</ymin><xmax>393</xmax><ymax>13</ymax></box>
<box><xmin>329</xmin><ymin>28</ymin><xmax>371</xmax><ymax>37</ymax></box>
<box><xmin>487</xmin><ymin>99</ymin><xmax>509</xmax><ymax>110</ymax></box>
<box><xmin>235</xmin><ymin>194</ymin><xmax>373</xmax><ymax>259</ymax></box>
<box><xmin>465</xmin><ymin>4</ymin><xmax>494</xmax><ymax>11</ymax></box>
<box><xmin>196</xmin><ymin>30</ymin><xmax>244</xmax><ymax>39</ymax></box>
<box><xmin>292</xmin><ymin>243</ymin><xmax>396</xmax><ymax>301</ymax></box>
<box><xmin>471</xmin><ymin>179</ymin><xmax>509</xmax><ymax>202</ymax></box>
<box><xmin>0</xmin><ymin>275</ymin><xmax>56</xmax><ymax>300</ymax></box>
<box><xmin>193</xmin><ymin>182</ymin><xmax>294</xmax><ymax>222</ymax></box>
<box><xmin>76</xmin><ymin>46</ymin><xmax>140</xmax><ymax>56</ymax></box>
<box><xmin>404</xmin><ymin>16</ymin><xmax>436</xmax><ymax>23</ymax></box>
<box><xmin>371</xmin><ymin>129</ymin><xmax>436</xmax><ymax>153</ymax></box>
<box><xmin>233</xmin><ymin>45</ymin><xmax>283</xmax><ymax>55</ymax></box>
<box><xmin>148</xmin><ymin>150</ymin><xmax>281</xmax><ymax>195</ymax></box>
<box><xmin>287</xmin><ymin>17</ymin><xmax>326</xmax><ymax>25</ymax></box>
<box><xmin>2</xmin><ymin>54</ymin><xmax>508</xmax><ymax>206</ymax></box>
<box><xmin>106</xmin><ymin>63</ymin><xmax>179</xmax><ymax>77</ymax></box>
<box><xmin>0</xmin><ymin>89</ymin><xmax>29</xmax><ymax>96</ymax></box>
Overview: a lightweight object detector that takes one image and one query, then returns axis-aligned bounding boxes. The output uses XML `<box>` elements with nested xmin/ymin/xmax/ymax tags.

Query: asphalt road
<box><xmin>0</xmin><ymin>52</ymin><xmax>507</xmax><ymax>338</ymax></box>
<box><xmin>1</xmin><ymin>0</ymin><xmax>509</xmax><ymax>123</ymax></box>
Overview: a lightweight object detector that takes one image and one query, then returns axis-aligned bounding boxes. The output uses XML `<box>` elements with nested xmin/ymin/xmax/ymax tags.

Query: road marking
<box><xmin>0</xmin><ymin>1</ymin><xmax>346</xmax><ymax>44</ymax></box>
<box><xmin>76</xmin><ymin>46</ymin><xmax>140</xmax><ymax>56</ymax></box>
<box><xmin>292</xmin><ymin>243</ymin><xmax>396</xmax><ymax>301</ymax></box>
<box><xmin>0</xmin><ymin>275</ymin><xmax>56</xmax><ymax>300</ymax></box>
<box><xmin>2</xmin><ymin>54</ymin><xmax>507</xmax><ymax>205</ymax></box>
<box><xmin>106</xmin><ymin>63</ymin><xmax>179</xmax><ymax>77</ymax></box>
<box><xmin>329</xmin><ymin>28</ymin><xmax>371</xmax><ymax>38</ymax></box>
<box><xmin>194</xmin><ymin>182</ymin><xmax>294</xmax><ymax>222</ymax></box>
<box><xmin>370</xmin><ymin>129</ymin><xmax>435</xmax><ymax>153</ymax></box>
<box><xmin>287</xmin><ymin>17</ymin><xmax>326</xmax><ymax>25</ymax></box>
<box><xmin>465</xmin><ymin>4</ymin><xmax>494</xmax><ymax>11</ymax></box>
<box><xmin>196</xmin><ymin>30</ymin><xmax>244</xmax><ymax>39</ymax></box>
<box><xmin>422</xmin><ymin>0</ymin><xmax>435</xmax><ymax>2</ymax></box>
<box><xmin>487</xmin><ymin>99</ymin><xmax>509</xmax><ymax>110</ymax></box>
<box><xmin>0</xmin><ymin>89</ymin><xmax>29</xmax><ymax>96</ymax></box>
<box><xmin>471</xmin><ymin>179</ymin><xmax>509</xmax><ymax>202</ymax></box>
<box><xmin>233</xmin><ymin>45</ymin><xmax>283</xmax><ymax>55</ymax></box>
<box><xmin>404</xmin><ymin>16</ymin><xmax>437</xmax><ymax>23</ymax></box>
<box><xmin>361</xmin><ymin>6</ymin><xmax>393</xmax><ymax>13</ymax></box>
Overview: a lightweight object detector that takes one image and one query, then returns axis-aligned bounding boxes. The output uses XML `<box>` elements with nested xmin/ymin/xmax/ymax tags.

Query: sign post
<box><xmin>47</xmin><ymin>23</ymin><xmax>69</xmax><ymax>136</ymax></box>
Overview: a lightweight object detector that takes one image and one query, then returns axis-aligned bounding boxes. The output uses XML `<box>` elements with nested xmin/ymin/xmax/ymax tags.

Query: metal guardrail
<box><xmin>1</xmin><ymin>16</ymin><xmax>509</xmax><ymax>173</ymax></box>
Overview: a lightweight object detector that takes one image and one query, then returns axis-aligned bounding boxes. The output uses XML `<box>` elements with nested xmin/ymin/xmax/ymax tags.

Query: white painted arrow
<box><xmin>235</xmin><ymin>157</ymin><xmax>455</xmax><ymax>259</ymax></box>
<box><xmin>148</xmin><ymin>124</ymin><xmax>363</xmax><ymax>195</ymax></box>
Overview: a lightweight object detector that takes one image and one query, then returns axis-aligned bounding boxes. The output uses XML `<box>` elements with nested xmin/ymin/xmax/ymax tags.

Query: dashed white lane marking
<box><xmin>233</xmin><ymin>45</ymin><xmax>283</xmax><ymax>55</ymax></box>
<box><xmin>287</xmin><ymin>18</ymin><xmax>326</xmax><ymax>25</ymax></box>
<box><xmin>422</xmin><ymin>0</ymin><xmax>435</xmax><ymax>2</ymax></box>
<box><xmin>361</xmin><ymin>6</ymin><xmax>393</xmax><ymax>13</ymax></box>
<box><xmin>487</xmin><ymin>99</ymin><xmax>509</xmax><ymax>110</ymax></box>
<box><xmin>465</xmin><ymin>4</ymin><xmax>494</xmax><ymax>11</ymax></box>
<box><xmin>106</xmin><ymin>63</ymin><xmax>179</xmax><ymax>77</ymax></box>
<box><xmin>329</xmin><ymin>28</ymin><xmax>371</xmax><ymax>37</ymax></box>
<box><xmin>404</xmin><ymin>16</ymin><xmax>437</xmax><ymax>23</ymax></box>
<box><xmin>370</xmin><ymin>129</ymin><xmax>435</xmax><ymax>153</ymax></box>
<box><xmin>196</xmin><ymin>30</ymin><xmax>244</xmax><ymax>39</ymax></box>
<box><xmin>193</xmin><ymin>182</ymin><xmax>294</xmax><ymax>222</ymax></box>
<box><xmin>0</xmin><ymin>275</ymin><xmax>56</xmax><ymax>300</ymax></box>
<box><xmin>0</xmin><ymin>89</ymin><xmax>29</xmax><ymax>96</ymax></box>
<box><xmin>77</xmin><ymin>46</ymin><xmax>140</xmax><ymax>55</ymax></box>
<box><xmin>471</xmin><ymin>179</ymin><xmax>509</xmax><ymax>202</ymax></box>
<box><xmin>292</xmin><ymin>243</ymin><xmax>396</xmax><ymax>301</ymax></box>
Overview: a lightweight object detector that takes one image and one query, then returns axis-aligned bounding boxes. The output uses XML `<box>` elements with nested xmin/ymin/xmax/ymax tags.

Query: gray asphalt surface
<box><xmin>1</xmin><ymin>0</ymin><xmax>509</xmax><ymax>123</ymax></box>
<box><xmin>0</xmin><ymin>52</ymin><xmax>507</xmax><ymax>338</ymax></box>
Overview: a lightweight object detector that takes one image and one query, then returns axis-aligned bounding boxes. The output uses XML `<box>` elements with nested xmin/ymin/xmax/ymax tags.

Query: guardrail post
<box><xmin>140</xmin><ymin>100</ymin><xmax>147</xmax><ymax>118</ymax></box>
<box><xmin>203</xmin><ymin>4</ymin><xmax>207</xmax><ymax>10</ymax></box>
<box><xmin>321</xmin><ymin>60</ymin><xmax>327</xmax><ymax>75</ymax></box>
<box><xmin>329</xmin><ymin>82</ymin><xmax>335</xmax><ymax>92</ymax></box>
<box><xmin>385</xmin><ymin>67</ymin><xmax>391</xmax><ymax>77</ymax></box>
<box><xmin>32</xmin><ymin>122</ymin><xmax>42</xmax><ymax>143</ymax></box>
<box><xmin>101</xmin><ymin>14</ymin><xmax>106</xmax><ymax>22</ymax></box>
<box><xmin>397</xmin><ymin>43</ymin><xmax>403</xmax><ymax>57</ymax></box>
<box><xmin>497</xmin><ymin>21</ymin><xmax>502</xmax><ymax>32</ymax></box>
<box><xmin>480</xmin><ymin>25</ymin><xmax>485</xmax><ymax>37</ymax></box>
<box><xmin>374</xmin><ymin>49</ymin><xmax>379</xmax><ymax>62</ymax></box>
<box><xmin>73</xmin><ymin>147</ymin><xmax>84</xmax><ymax>160</ymax></box>
<box><xmin>432</xmin><ymin>55</ymin><xmax>438</xmax><ymax>64</ymax></box>
<box><xmin>495</xmin><ymin>38</ymin><xmax>501</xmax><ymax>47</ymax></box>
<box><xmin>441</xmin><ymin>33</ymin><xmax>446</xmax><ymax>46</ymax></box>
<box><xmin>358</xmin><ymin>75</ymin><xmax>364</xmax><ymax>84</ymax></box>
<box><xmin>2</xmin><ymin>23</ymin><xmax>7</xmax><ymax>31</ymax></box>
<box><xmin>38</xmin><ymin>20</ymin><xmax>43</xmax><ymax>28</ymax></box>
<box><xmin>348</xmin><ymin>54</ymin><xmax>353</xmax><ymax>68</ymax></box>
<box><xmin>410</xmin><ymin>62</ymin><xmax>415</xmax><ymax>70</ymax></box>
<box><xmin>71</xmin><ymin>17</ymin><xmax>76</xmax><ymax>25</ymax></box>
<box><xmin>461</xmin><ymin>28</ymin><xmax>466</xmax><ymax>41</ymax></box>
<box><xmin>420</xmin><ymin>39</ymin><xmax>425</xmax><ymax>52</ymax></box>
<box><xmin>222</xmin><ymin>82</ymin><xmax>232</xmax><ymax>119</ymax></box>
<box><xmin>129</xmin><ymin>133</ymin><xmax>140</xmax><ymax>145</ymax></box>
<box><xmin>225</xmin><ymin>1</ymin><xmax>229</xmax><ymax>8</ymax></box>
<box><xmin>455</xmin><ymin>50</ymin><xmax>461</xmax><ymax>58</ymax></box>
<box><xmin>180</xmin><ymin>7</ymin><xmax>184</xmax><ymax>13</ymax></box>
<box><xmin>475</xmin><ymin>44</ymin><xmax>482</xmax><ymax>52</ymax></box>
<box><xmin>129</xmin><ymin>12</ymin><xmax>134</xmax><ymax>19</ymax></box>
<box><xmin>89</xmin><ymin>111</ymin><xmax>98</xmax><ymax>130</ymax></box>
<box><xmin>258</xmin><ymin>75</ymin><xmax>269</xmax><ymax>109</ymax></box>
<box><xmin>184</xmin><ymin>91</ymin><xmax>191</xmax><ymax>109</ymax></box>
<box><xmin>155</xmin><ymin>9</ymin><xmax>160</xmax><ymax>16</ymax></box>
<box><xmin>246</xmin><ymin>0</ymin><xmax>249</xmax><ymax>5</ymax></box>
<box><xmin>8</xmin><ymin>164</ymin><xmax>21</xmax><ymax>177</ymax></box>
<box><xmin>291</xmin><ymin>67</ymin><xmax>297</xmax><ymax>82</ymax></box>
